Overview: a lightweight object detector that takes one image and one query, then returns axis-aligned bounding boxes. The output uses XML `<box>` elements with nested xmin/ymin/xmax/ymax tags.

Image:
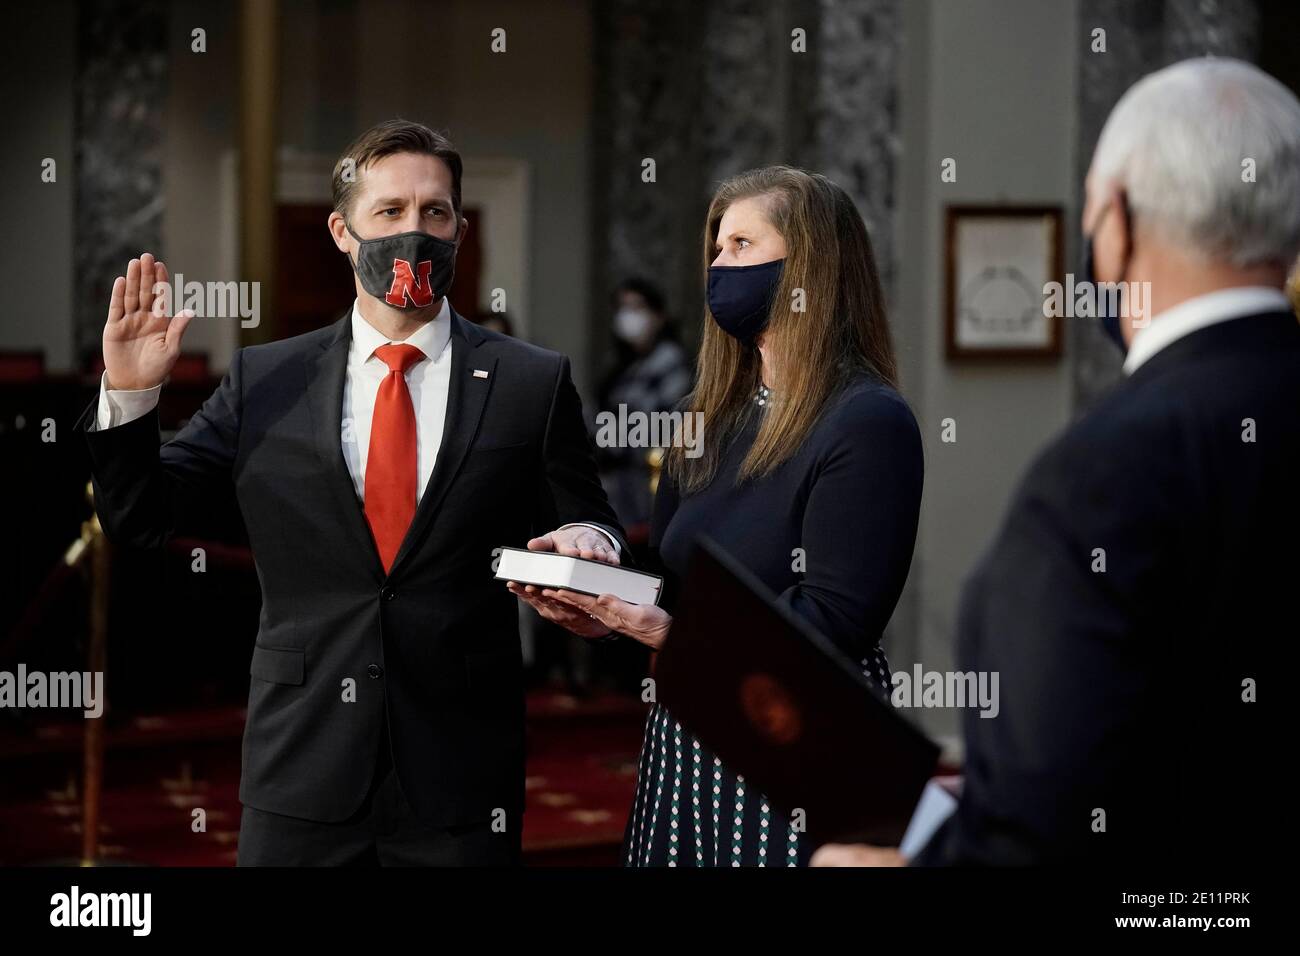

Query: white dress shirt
<box><xmin>95</xmin><ymin>298</ymin><xmax>618</xmax><ymax>550</ymax></box>
<box><xmin>341</xmin><ymin>298</ymin><xmax>452</xmax><ymax>503</ymax></box>
<box><xmin>1123</xmin><ymin>285</ymin><xmax>1293</xmax><ymax>375</ymax></box>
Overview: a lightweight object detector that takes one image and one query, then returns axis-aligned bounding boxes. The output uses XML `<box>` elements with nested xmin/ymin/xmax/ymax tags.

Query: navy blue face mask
<box><xmin>1083</xmin><ymin>201</ymin><xmax>1130</xmax><ymax>354</ymax></box>
<box><xmin>707</xmin><ymin>258</ymin><xmax>785</xmax><ymax>344</ymax></box>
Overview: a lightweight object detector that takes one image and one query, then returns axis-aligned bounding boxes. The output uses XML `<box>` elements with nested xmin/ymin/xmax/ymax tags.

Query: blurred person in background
<box><xmin>530</xmin><ymin>282</ymin><xmax>690</xmax><ymax>696</ymax></box>
<box><xmin>595</xmin><ymin>278</ymin><xmax>692</xmax><ymax>540</ymax></box>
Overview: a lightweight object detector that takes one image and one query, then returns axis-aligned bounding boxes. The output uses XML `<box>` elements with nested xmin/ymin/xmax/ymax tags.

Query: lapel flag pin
<box><xmin>473</xmin><ymin>369</ymin><xmax>490</xmax><ymax>379</ymax></box>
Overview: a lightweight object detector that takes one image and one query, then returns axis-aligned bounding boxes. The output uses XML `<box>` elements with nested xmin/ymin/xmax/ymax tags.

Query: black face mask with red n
<box><xmin>346</xmin><ymin>222</ymin><xmax>459</xmax><ymax>309</ymax></box>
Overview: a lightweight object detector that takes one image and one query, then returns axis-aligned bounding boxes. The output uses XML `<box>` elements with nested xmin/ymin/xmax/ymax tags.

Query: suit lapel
<box><xmin>388</xmin><ymin>307</ymin><xmax>497</xmax><ymax>577</ymax></box>
<box><xmin>305</xmin><ymin>311</ymin><xmax>386</xmax><ymax>583</ymax></box>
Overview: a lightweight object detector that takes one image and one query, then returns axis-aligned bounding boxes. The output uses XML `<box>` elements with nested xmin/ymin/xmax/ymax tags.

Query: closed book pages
<box><xmin>495</xmin><ymin>546</ymin><xmax>664</xmax><ymax>606</ymax></box>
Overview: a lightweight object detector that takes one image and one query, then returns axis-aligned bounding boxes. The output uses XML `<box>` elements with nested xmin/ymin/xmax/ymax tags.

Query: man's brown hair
<box><xmin>332</xmin><ymin>119</ymin><xmax>464</xmax><ymax>222</ymax></box>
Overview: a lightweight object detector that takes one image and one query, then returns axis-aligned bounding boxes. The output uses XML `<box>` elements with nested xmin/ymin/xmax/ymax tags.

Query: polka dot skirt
<box><xmin>622</xmin><ymin>644</ymin><xmax>893</xmax><ymax>867</ymax></box>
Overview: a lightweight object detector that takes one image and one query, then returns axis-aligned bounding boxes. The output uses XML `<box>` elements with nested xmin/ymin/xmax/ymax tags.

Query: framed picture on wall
<box><xmin>945</xmin><ymin>205</ymin><xmax>1064</xmax><ymax>360</ymax></box>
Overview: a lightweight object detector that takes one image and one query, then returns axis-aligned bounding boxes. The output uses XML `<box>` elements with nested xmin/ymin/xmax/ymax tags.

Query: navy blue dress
<box><xmin>622</xmin><ymin>373</ymin><xmax>924</xmax><ymax>866</ymax></box>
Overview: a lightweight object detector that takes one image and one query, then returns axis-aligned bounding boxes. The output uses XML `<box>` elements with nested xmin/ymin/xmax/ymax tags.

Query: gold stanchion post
<box><xmin>77</xmin><ymin>481</ymin><xmax>109</xmax><ymax>865</ymax></box>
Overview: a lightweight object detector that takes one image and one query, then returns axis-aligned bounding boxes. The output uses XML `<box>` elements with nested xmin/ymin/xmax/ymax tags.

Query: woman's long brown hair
<box><xmin>667</xmin><ymin>165</ymin><xmax>898</xmax><ymax>494</ymax></box>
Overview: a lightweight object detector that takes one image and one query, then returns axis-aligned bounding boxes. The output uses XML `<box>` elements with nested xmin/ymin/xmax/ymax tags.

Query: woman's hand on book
<box><xmin>506</xmin><ymin>582</ymin><xmax>614</xmax><ymax>640</ymax></box>
<box><xmin>540</xmin><ymin>589</ymin><xmax>672</xmax><ymax>652</ymax></box>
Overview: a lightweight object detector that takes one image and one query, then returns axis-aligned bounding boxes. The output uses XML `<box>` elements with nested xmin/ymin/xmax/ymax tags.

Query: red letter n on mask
<box><xmin>385</xmin><ymin>259</ymin><xmax>435</xmax><ymax>307</ymax></box>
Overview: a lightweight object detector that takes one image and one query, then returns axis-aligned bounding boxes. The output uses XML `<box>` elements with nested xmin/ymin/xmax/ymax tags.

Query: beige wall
<box><xmin>163</xmin><ymin>0</ymin><xmax>242</xmax><ymax>372</ymax></box>
<box><xmin>895</xmin><ymin>0</ymin><xmax>1080</xmax><ymax>743</ymax></box>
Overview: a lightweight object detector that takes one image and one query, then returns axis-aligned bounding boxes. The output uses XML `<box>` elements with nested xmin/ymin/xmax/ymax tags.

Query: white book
<box><xmin>495</xmin><ymin>546</ymin><xmax>664</xmax><ymax>606</ymax></box>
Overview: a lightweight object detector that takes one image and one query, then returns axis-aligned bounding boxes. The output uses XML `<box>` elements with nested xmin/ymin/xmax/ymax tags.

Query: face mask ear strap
<box><xmin>343</xmin><ymin>221</ymin><xmax>371</xmax><ymax>276</ymax></box>
<box><xmin>1090</xmin><ymin>191</ymin><xmax>1135</xmax><ymax>284</ymax></box>
<box><xmin>1118</xmin><ymin>191</ymin><xmax>1135</xmax><ymax>281</ymax></box>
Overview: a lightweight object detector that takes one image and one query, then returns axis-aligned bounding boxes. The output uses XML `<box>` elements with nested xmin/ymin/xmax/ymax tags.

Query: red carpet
<box><xmin>0</xmin><ymin>690</ymin><xmax>645</xmax><ymax>866</ymax></box>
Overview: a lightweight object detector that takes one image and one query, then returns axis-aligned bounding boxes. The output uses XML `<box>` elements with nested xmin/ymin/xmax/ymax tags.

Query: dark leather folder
<box><xmin>656</xmin><ymin>536</ymin><xmax>940</xmax><ymax>846</ymax></box>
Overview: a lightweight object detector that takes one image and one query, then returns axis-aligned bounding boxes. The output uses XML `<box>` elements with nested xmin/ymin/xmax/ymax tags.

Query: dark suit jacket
<box><xmin>78</xmin><ymin>307</ymin><xmax>627</xmax><ymax>826</ymax></box>
<box><xmin>916</xmin><ymin>310</ymin><xmax>1297</xmax><ymax>866</ymax></box>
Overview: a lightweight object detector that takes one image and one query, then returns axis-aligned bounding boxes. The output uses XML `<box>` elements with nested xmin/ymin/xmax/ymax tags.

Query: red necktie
<box><xmin>364</xmin><ymin>343</ymin><xmax>425</xmax><ymax>573</ymax></box>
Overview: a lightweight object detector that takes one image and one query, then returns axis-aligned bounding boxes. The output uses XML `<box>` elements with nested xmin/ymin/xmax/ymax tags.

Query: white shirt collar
<box><xmin>348</xmin><ymin>297</ymin><xmax>452</xmax><ymax>368</ymax></box>
<box><xmin>1123</xmin><ymin>286</ymin><xmax>1292</xmax><ymax>375</ymax></box>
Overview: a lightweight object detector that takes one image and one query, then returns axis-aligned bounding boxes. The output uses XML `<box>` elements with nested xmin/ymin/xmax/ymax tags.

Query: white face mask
<box><xmin>613</xmin><ymin>306</ymin><xmax>654</xmax><ymax>344</ymax></box>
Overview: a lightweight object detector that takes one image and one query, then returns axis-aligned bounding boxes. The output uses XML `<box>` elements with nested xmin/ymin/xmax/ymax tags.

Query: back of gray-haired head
<box><xmin>1090</xmin><ymin>56</ymin><xmax>1300</xmax><ymax>269</ymax></box>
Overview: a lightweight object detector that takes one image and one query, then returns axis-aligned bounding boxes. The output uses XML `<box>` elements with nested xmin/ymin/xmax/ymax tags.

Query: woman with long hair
<box><xmin>511</xmin><ymin>165</ymin><xmax>923</xmax><ymax>866</ymax></box>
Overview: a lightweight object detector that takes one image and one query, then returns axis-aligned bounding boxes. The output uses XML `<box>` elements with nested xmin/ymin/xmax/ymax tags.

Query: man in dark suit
<box><xmin>814</xmin><ymin>57</ymin><xmax>1298</xmax><ymax>867</ymax></box>
<box><xmin>78</xmin><ymin>121</ymin><xmax>627</xmax><ymax>865</ymax></box>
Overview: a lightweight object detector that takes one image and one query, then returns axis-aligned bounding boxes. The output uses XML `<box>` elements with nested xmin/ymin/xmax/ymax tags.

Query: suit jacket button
<box><xmin>368</xmin><ymin>663</ymin><xmax>383</xmax><ymax>679</ymax></box>
<box><xmin>380</xmin><ymin>586</ymin><xmax>395</xmax><ymax>601</ymax></box>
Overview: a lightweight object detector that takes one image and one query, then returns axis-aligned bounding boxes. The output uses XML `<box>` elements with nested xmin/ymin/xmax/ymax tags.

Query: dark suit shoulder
<box><xmin>237</xmin><ymin>320</ymin><xmax>342</xmax><ymax>371</ymax></box>
<box><xmin>473</xmin><ymin>324</ymin><xmax>567</xmax><ymax>375</ymax></box>
<box><xmin>1018</xmin><ymin>386</ymin><xmax>1176</xmax><ymax>518</ymax></box>
<box><xmin>1030</xmin><ymin>313</ymin><xmax>1300</xmax><ymax>496</ymax></box>
<box><xmin>1050</xmin><ymin>378</ymin><xmax>1176</xmax><ymax>464</ymax></box>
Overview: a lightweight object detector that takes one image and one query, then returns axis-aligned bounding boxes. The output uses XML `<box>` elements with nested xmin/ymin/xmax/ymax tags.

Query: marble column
<box><xmin>1073</xmin><ymin>0</ymin><xmax>1261</xmax><ymax>410</ymax></box>
<box><xmin>590</xmin><ymin>0</ymin><xmax>707</xmax><ymax>363</ymax></box>
<box><xmin>592</xmin><ymin>0</ymin><xmax>900</xmax><ymax>351</ymax></box>
<box><xmin>74</xmin><ymin>0</ymin><xmax>169</xmax><ymax>366</ymax></box>
<box><xmin>804</xmin><ymin>0</ymin><xmax>901</xmax><ymax>294</ymax></box>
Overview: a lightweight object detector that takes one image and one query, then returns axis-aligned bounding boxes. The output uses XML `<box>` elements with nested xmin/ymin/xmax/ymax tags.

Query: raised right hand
<box><xmin>102</xmin><ymin>252</ymin><xmax>195</xmax><ymax>391</ymax></box>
